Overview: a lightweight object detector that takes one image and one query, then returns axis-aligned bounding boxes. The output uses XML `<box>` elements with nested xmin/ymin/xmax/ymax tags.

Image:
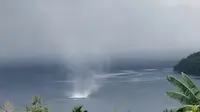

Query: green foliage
<box><xmin>114</xmin><ymin>109</ymin><xmax>118</xmax><ymax>112</ymax></box>
<box><xmin>165</xmin><ymin>73</ymin><xmax>200</xmax><ymax>112</ymax></box>
<box><xmin>0</xmin><ymin>96</ymin><xmax>90</xmax><ymax>112</ymax></box>
<box><xmin>72</xmin><ymin>106</ymin><xmax>87</xmax><ymax>112</ymax></box>
<box><xmin>0</xmin><ymin>100</ymin><xmax>15</xmax><ymax>112</ymax></box>
<box><xmin>25</xmin><ymin>96</ymin><xmax>48</xmax><ymax>112</ymax></box>
<box><xmin>166</xmin><ymin>73</ymin><xmax>200</xmax><ymax>105</ymax></box>
<box><xmin>164</xmin><ymin>105</ymin><xmax>200</xmax><ymax>112</ymax></box>
<box><xmin>163</xmin><ymin>108</ymin><xmax>179</xmax><ymax>112</ymax></box>
<box><xmin>0</xmin><ymin>96</ymin><xmax>89</xmax><ymax>112</ymax></box>
<box><xmin>177</xmin><ymin>105</ymin><xmax>200</xmax><ymax>112</ymax></box>
<box><xmin>166</xmin><ymin>91</ymin><xmax>191</xmax><ymax>104</ymax></box>
<box><xmin>174</xmin><ymin>51</ymin><xmax>200</xmax><ymax>75</ymax></box>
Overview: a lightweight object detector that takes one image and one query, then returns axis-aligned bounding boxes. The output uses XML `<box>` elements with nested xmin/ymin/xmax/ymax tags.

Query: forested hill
<box><xmin>174</xmin><ymin>52</ymin><xmax>200</xmax><ymax>75</ymax></box>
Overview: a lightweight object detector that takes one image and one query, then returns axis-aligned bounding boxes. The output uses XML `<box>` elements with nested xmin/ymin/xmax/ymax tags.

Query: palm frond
<box><xmin>181</xmin><ymin>72</ymin><xmax>200</xmax><ymax>99</ymax></box>
<box><xmin>181</xmin><ymin>72</ymin><xmax>197</xmax><ymax>89</ymax></box>
<box><xmin>166</xmin><ymin>92</ymin><xmax>191</xmax><ymax>104</ymax></box>
<box><xmin>167</xmin><ymin>75</ymin><xmax>200</xmax><ymax>104</ymax></box>
<box><xmin>72</xmin><ymin>106</ymin><xmax>86</xmax><ymax>112</ymax></box>
<box><xmin>177</xmin><ymin>105</ymin><xmax>200</xmax><ymax>112</ymax></box>
<box><xmin>167</xmin><ymin>75</ymin><xmax>190</xmax><ymax>94</ymax></box>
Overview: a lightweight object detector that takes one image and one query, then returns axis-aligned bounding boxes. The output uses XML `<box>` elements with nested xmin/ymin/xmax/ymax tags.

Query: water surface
<box><xmin>1</xmin><ymin>68</ymin><xmax>198</xmax><ymax>112</ymax></box>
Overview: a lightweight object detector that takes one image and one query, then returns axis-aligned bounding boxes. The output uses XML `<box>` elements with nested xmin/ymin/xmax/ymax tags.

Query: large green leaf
<box><xmin>167</xmin><ymin>75</ymin><xmax>193</xmax><ymax>95</ymax></box>
<box><xmin>181</xmin><ymin>72</ymin><xmax>200</xmax><ymax>99</ymax></box>
<box><xmin>181</xmin><ymin>72</ymin><xmax>197</xmax><ymax>89</ymax></box>
<box><xmin>167</xmin><ymin>75</ymin><xmax>200</xmax><ymax>104</ymax></box>
<box><xmin>178</xmin><ymin>105</ymin><xmax>200</xmax><ymax>112</ymax></box>
<box><xmin>72</xmin><ymin>106</ymin><xmax>87</xmax><ymax>112</ymax></box>
<box><xmin>166</xmin><ymin>92</ymin><xmax>191</xmax><ymax>104</ymax></box>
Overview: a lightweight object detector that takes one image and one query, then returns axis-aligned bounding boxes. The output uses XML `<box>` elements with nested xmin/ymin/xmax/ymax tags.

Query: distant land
<box><xmin>174</xmin><ymin>52</ymin><xmax>200</xmax><ymax>75</ymax></box>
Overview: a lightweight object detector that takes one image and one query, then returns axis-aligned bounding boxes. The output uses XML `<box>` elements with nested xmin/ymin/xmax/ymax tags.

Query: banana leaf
<box><xmin>167</xmin><ymin>75</ymin><xmax>200</xmax><ymax>104</ymax></box>
<box><xmin>166</xmin><ymin>91</ymin><xmax>191</xmax><ymax>104</ymax></box>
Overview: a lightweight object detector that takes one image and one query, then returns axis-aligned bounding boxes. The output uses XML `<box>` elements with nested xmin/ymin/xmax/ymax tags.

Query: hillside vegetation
<box><xmin>174</xmin><ymin>52</ymin><xmax>200</xmax><ymax>75</ymax></box>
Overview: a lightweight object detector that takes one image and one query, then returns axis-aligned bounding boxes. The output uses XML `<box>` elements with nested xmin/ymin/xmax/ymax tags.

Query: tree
<box><xmin>72</xmin><ymin>106</ymin><xmax>87</xmax><ymax>112</ymax></box>
<box><xmin>174</xmin><ymin>51</ymin><xmax>200</xmax><ymax>75</ymax></box>
<box><xmin>26</xmin><ymin>96</ymin><xmax>48</xmax><ymax>112</ymax></box>
<box><xmin>0</xmin><ymin>101</ymin><xmax>14</xmax><ymax>112</ymax></box>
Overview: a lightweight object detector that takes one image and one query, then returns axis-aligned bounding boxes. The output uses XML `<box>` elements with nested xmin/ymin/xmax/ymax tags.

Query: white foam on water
<box><xmin>68</xmin><ymin>93</ymin><xmax>89</xmax><ymax>99</ymax></box>
<box><xmin>121</xmin><ymin>70</ymin><xmax>139</xmax><ymax>74</ymax></box>
<box><xmin>66</xmin><ymin>70</ymin><xmax>139</xmax><ymax>99</ymax></box>
<box><xmin>143</xmin><ymin>69</ymin><xmax>157</xmax><ymax>72</ymax></box>
<box><xmin>60</xmin><ymin>68</ymin><xmax>165</xmax><ymax>99</ymax></box>
<box><xmin>66</xmin><ymin>71</ymin><xmax>104</xmax><ymax>99</ymax></box>
<box><xmin>93</xmin><ymin>72</ymin><xmax>129</xmax><ymax>78</ymax></box>
<box><xmin>131</xmin><ymin>77</ymin><xmax>166</xmax><ymax>82</ymax></box>
<box><xmin>93</xmin><ymin>70</ymin><xmax>142</xmax><ymax>79</ymax></box>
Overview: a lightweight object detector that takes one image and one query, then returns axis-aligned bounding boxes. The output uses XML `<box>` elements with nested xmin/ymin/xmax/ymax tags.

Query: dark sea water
<box><xmin>1</xmin><ymin>68</ymin><xmax>199</xmax><ymax>112</ymax></box>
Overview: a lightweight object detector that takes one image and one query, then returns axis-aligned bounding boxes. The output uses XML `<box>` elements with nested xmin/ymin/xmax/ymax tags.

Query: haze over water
<box><xmin>1</xmin><ymin>0</ymin><xmax>200</xmax><ymax>112</ymax></box>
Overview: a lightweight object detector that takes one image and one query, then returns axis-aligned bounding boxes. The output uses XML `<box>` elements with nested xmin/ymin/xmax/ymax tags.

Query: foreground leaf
<box><xmin>166</xmin><ymin>92</ymin><xmax>191</xmax><ymax>104</ymax></box>
<box><xmin>167</xmin><ymin>75</ymin><xmax>200</xmax><ymax>104</ymax></box>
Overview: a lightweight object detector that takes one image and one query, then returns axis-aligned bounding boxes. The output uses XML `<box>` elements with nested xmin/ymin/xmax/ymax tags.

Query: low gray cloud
<box><xmin>0</xmin><ymin>0</ymin><xmax>200</xmax><ymax>61</ymax></box>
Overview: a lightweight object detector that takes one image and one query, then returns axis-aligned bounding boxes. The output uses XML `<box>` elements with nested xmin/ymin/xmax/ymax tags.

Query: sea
<box><xmin>0</xmin><ymin>67</ymin><xmax>199</xmax><ymax>112</ymax></box>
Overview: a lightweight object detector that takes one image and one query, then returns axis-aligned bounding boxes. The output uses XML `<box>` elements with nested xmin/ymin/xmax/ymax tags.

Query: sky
<box><xmin>0</xmin><ymin>0</ymin><xmax>200</xmax><ymax>61</ymax></box>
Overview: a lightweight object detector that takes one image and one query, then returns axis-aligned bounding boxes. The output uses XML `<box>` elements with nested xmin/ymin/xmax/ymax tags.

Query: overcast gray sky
<box><xmin>0</xmin><ymin>0</ymin><xmax>200</xmax><ymax>61</ymax></box>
